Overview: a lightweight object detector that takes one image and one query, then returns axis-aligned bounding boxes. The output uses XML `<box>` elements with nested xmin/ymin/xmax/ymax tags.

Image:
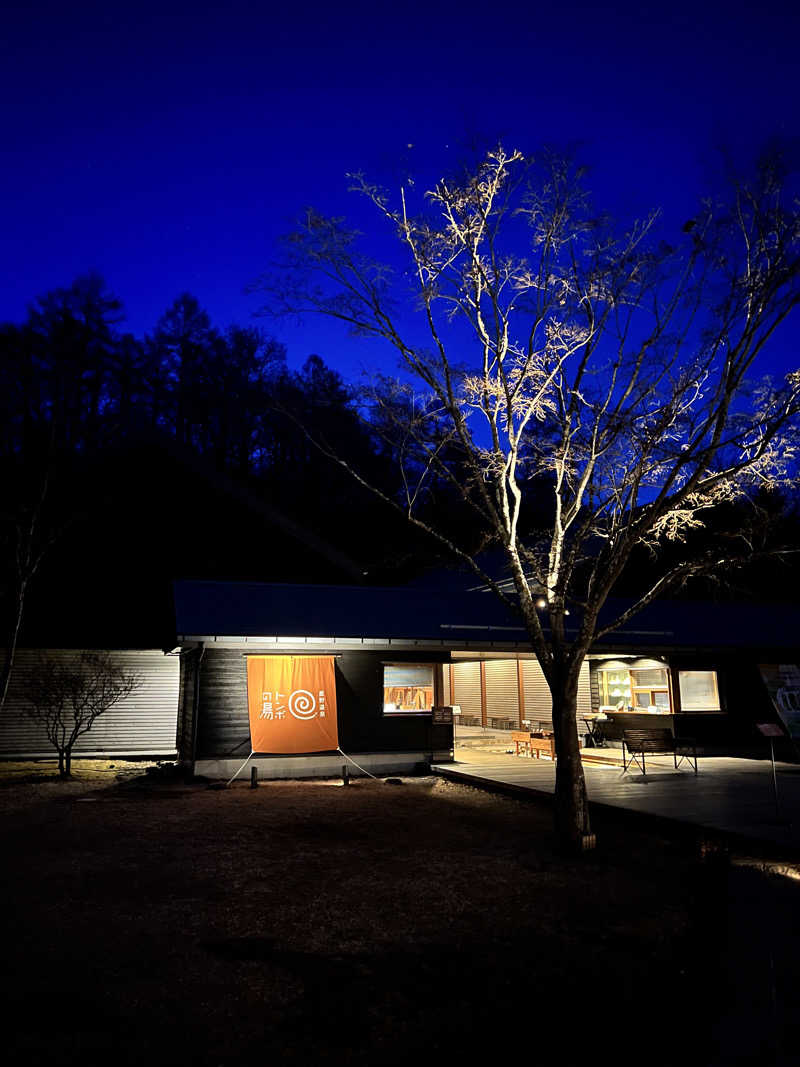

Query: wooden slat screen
<box><xmin>451</xmin><ymin>661</ymin><xmax>482</xmax><ymax>725</ymax></box>
<box><xmin>484</xmin><ymin>660</ymin><xmax>519</xmax><ymax>726</ymax></box>
<box><xmin>522</xmin><ymin>659</ymin><xmax>552</xmax><ymax>728</ymax></box>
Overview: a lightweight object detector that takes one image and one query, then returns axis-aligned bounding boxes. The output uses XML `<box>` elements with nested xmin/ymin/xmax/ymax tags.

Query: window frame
<box><xmin>629</xmin><ymin>667</ymin><xmax>671</xmax><ymax>711</ymax></box>
<box><xmin>677</xmin><ymin>670</ymin><xmax>721</xmax><ymax>712</ymax></box>
<box><xmin>598</xmin><ymin>662</ymin><xmax>672</xmax><ymax>713</ymax></box>
<box><xmin>381</xmin><ymin>662</ymin><xmax>437</xmax><ymax>717</ymax></box>
<box><xmin>599</xmin><ymin>667</ymin><xmax>632</xmax><ymax>707</ymax></box>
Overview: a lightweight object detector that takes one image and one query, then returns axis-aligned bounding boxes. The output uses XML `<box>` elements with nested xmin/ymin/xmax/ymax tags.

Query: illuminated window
<box><xmin>678</xmin><ymin>671</ymin><xmax>720</xmax><ymax>711</ymax></box>
<box><xmin>630</xmin><ymin>668</ymin><xmax>670</xmax><ymax>711</ymax></box>
<box><xmin>383</xmin><ymin>664</ymin><xmax>434</xmax><ymax>715</ymax></box>
<box><xmin>599</xmin><ymin>666</ymin><xmax>631</xmax><ymax>706</ymax></box>
<box><xmin>599</xmin><ymin>663</ymin><xmax>671</xmax><ymax>712</ymax></box>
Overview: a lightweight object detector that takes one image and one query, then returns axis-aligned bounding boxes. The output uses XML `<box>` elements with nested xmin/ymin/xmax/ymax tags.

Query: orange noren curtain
<box><xmin>247</xmin><ymin>655</ymin><xmax>338</xmax><ymax>754</ymax></box>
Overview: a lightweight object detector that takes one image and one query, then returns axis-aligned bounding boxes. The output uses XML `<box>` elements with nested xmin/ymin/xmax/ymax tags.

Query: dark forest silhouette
<box><xmin>1</xmin><ymin>278</ymin><xmax>379</xmax><ymax>509</ymax></box>
<box><xmin>0</xmin><ymin>275</ymin><xmax>487</xmax><ymax>668</ymax></box>
<box><xmin>0</xmin><ymin>277</ymin><xmax>424</xmax><ymax>556</ymax></box>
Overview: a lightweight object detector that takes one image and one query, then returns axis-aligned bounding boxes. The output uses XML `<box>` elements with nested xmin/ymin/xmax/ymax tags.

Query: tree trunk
<box><xmin>0</xmin><ymin>583</ymin><xmax>26</xmax><ymax>714</ymax></box>
<box><xmin>59</xmin><ymin>748</ymin><xmax>72</xmax><ymax>778</ymax></box>
<box><xmin>551</xmin><ymin>671</ymin><xmax>593</xmax><ymax>852</ymax></box>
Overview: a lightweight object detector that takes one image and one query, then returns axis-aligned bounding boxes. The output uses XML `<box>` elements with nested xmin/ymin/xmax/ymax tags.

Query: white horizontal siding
<box><xmin>522</xmin><ymin>659</ymin><xmax>551</xmax><ymax>725</ymax></box>
<box><xmin>521</xmin><ymin>659</ymin><xmax>591</xmax><ymax>735</ymax></box>
<box><xmin>577</xmin><ymin>662</ymin><xmax>592</xmax><ymax>716</ymax></box>
<box><xmin>0</xmin><ymin>649</ymin><xmax>179</xmax><ymax>758</ymax></box>
<box><xmin>451</xmin><ymin>661</ymin><xmax>482</xmax><ymax>724</ymax></box>
<box><xmin>484</xmin><ymin>660</ymin><xmax>519</xmax><ymax>725</ymax></box>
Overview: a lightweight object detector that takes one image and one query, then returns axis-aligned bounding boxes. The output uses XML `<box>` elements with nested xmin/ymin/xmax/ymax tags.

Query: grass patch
<box><xmin>2</xmin><ymin>769</ymin><xmax>798</xmax><ymax>1064</ymax></box>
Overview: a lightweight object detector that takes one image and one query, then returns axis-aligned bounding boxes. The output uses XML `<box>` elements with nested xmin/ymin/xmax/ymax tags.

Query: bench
<box><xmin>511</xmin><ymin>730</ymin><xmax>556</xmax><ymax>760</ymax></box>
<box><xmin>622</xmin><ymin>728</ymin><xmax>697</xmax><ymax>775</ymax></box>
<box><xmin>490</xmin><ymin>717</ymin><xmax>516</xmax><ymax>731</ymax></box>
<box><xmin>529</xmin><ymin>736</ymin><xmax>556</xmax><ymax>759</ymax></box>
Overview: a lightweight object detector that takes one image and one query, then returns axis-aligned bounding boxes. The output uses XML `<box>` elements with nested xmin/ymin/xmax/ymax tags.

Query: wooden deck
<box><xmin>434</xmin><ymin>748</ymin><xmax>800</xmax><ymax>850</ymax></box>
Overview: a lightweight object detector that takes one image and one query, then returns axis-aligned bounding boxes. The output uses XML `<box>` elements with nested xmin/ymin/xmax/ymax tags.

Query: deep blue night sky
<box><xmin>2</xmin><ymin>0</ymin><xmax>797</xmax><ymax>377</ymax></box>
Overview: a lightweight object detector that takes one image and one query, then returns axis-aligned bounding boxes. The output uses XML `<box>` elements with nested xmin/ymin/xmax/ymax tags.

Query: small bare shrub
<box><xmin>24</xmin><ymin>651</ymin><xmax>142</xmax><ymax>777</ymax></box>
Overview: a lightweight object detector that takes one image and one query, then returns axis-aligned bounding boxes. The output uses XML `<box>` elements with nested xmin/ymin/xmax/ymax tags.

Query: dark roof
<box><xmin>174</xmin><ymin>580</ymin><xmax>800</xmax><ymax>653</ymax></box>
<box><xmin>605</xmin><ymin>598</ymin><xmax>800</xmax><ymax>652</ymax></box>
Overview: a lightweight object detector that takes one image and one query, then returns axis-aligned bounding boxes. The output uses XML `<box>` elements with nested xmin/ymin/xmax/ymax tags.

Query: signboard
<box><xmin>247</xmin><ymin>655</ymin><xmax>338</xmax><ymax>754</ymax></box>
<box><xmin>759</xmin><ymin>665</ymin><xmax>800</xmax><ymax>740</ymax></box>
<box><xmin>431</xmin><ymin>705</ymin><xmax>454</xmax><ymax>724</ymax></box>
<box><xmin>756</xmin><ymin>723</ymin><xmax>784</xmax><ymax>738</ymax></box>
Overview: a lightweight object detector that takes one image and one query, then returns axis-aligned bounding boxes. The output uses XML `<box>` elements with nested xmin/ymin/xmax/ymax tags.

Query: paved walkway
<box><xmin>433</xmin><ymin>749</ymin><xmax>800</xmax><ymax>851</ymax></box>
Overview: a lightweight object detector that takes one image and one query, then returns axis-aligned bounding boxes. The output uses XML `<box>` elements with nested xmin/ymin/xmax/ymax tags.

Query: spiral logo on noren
<box><xmin>288</xmin><ymin>689</ymin><xmax>317</xmax><ymax>719</ymax></box>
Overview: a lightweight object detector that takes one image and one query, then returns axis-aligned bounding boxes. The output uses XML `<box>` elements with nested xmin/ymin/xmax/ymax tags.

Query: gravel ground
<box><xmin>1</xmin><ymin>762</ymin><xmax>798</xmax><ymax>1065</ymax></box>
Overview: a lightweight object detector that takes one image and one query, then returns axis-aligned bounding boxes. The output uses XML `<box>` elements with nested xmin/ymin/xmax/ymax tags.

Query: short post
<box><xmin>250</xmin><ymin>765</ymin><xmax>258</xmax><ymax>789</ymax></box>
<box><xmin>756</xmin><ymin>723</ymin><xmax>784</xmax><ymax>822</ymax></box>
<box><xmin>342</xmin><ymin>764</ymin><xmax>350</xmax><ymax>786</ymax></box>
<box><xmin>452</xmin><ymin>705</ymin><xmax>461</xmax><ymax>745</ymax></box>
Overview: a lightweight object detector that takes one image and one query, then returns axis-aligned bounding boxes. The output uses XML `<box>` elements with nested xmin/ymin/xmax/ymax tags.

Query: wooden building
<box><xmin>174</xmin><ymin>581</ymin><xmax>465</xmax><ymax>778</ymax></box>
<box><xmin>5</xmin><ymin>550</ymin><xmax>796</xmax><ymax>767</ymax></box>
<box><xmin>174</xmin><ymin>580</ymin><xmax>800</xmax><ymax>777</ymax></box>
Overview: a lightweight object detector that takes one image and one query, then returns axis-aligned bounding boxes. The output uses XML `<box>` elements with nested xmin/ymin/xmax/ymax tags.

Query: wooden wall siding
<box><xmin>484</xmin><ymin>660</ymin><xmax>519</xmax><ymax>724</ymax></box>
<box><xmin>176</xmin><ymin>652</ymin><xmax>191</xmax><ymax>759</ymax></box>
<box><xmin>451</xmin><ymin>662</ymin><xmax>482</xmax><ymax>725</ymax></box>
<box><xmin>0</xmin><ymin>649</ymin><xmax>179</xmax><ymax>758</ymax></box>
<box><xmin>195</xmin><ymin>649</ymin><xmax>450</xmax><ymax>759</ymax></box>
<box><xmin>589</xmin><ymin>664</ymin><xmax>601</xmax><ymax>711</ymax></box>
<box><xmin>196</xmin><ymin>649</ymin><xmax>250</xmax><ymax>760</ymax></box>
<box><xmin>177</xmin><ymin>649</ymin><xmax>201</xmax><ymax>761</ymax></box>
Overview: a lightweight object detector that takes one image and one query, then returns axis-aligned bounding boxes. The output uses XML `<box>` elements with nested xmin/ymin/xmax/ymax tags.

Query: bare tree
<box><xmin>0</xmin><ymin>460</ymin><xmax>58</xmax><ymax>713</ymax></box>
<box><xmin>23</xmin><ymin>652</ymin><xmax>142</xmax><ymax>777</ymax></box>
<box><xmin>261</xmin><ymin>147</ymin><xmax>800</xmax><ymax>850</ymax></box>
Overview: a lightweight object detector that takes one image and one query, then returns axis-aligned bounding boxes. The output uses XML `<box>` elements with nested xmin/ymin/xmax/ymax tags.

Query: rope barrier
<box><xmin>337</xmin><ymin>747</ymin><xmax>380</xmax><ymax>779</ymax></box>
<box><xmin>225</xmin><ymin>748</ymin><xmax>255</xmax><ymax>786</ymax></box>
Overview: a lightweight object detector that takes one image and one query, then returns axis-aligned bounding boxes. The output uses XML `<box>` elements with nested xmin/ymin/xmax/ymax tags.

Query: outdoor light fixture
<box><xmin>533</xmin><ymin>598</ymin><xmax>569</xmax><ymax>614</ymax></box>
